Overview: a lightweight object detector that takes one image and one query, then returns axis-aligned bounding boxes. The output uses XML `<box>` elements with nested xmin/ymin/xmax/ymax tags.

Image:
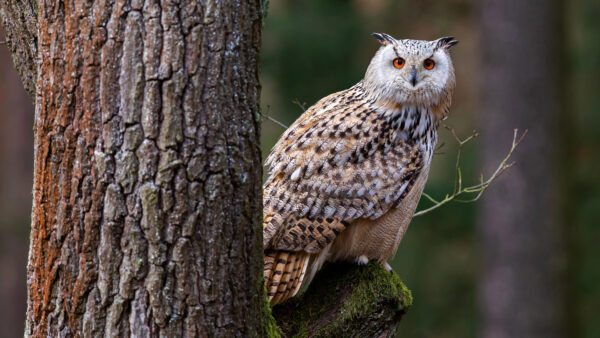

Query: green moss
<box><xmin>340</xmin><ymin>263</ymin><xmax>412</xmax><ymax>322</ymax></box>
<box><xmin>265</xmin><ymin>311</ymin><xmax>281</xmax><ymax>338</ymax></box>
<box><xmin>261</xmin><ymin>282</ymin><xmax>282</xmax><ymax>338</ymax></box>
<box><xmin>272</xmin><ymin>261</ymin><xmax>412</xmax><ymax>337</ymax></box>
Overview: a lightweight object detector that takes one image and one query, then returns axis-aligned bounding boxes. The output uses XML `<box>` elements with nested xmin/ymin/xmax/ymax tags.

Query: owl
<box><xmin>263</xmin><ymin>33</ymin><xmax>458</xmax><ymax>306</ymax></box>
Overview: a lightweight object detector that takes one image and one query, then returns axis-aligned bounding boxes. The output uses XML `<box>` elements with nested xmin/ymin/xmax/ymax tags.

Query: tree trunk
<box><xmin>478</xmin><ymin>1</ymin><xmax>566</xmax><ymax>337</ymax></box>
<box><xmin>2</xmin><ymin>0</ymin><xmax>268</xmax><ymax>336</ymax></box>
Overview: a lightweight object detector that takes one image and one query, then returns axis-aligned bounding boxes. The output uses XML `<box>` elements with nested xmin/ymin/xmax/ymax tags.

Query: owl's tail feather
<box><xmin>264</xmin><ymin>250</ymin><xmax>309</xmax><ymax>306</ymax></box>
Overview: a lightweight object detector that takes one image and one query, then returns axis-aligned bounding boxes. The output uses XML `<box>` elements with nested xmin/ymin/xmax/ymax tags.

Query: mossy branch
<box><xmin>272</xmin><ymin>262</ymin><xmax>411</xmax><ymax>337</ymax></box>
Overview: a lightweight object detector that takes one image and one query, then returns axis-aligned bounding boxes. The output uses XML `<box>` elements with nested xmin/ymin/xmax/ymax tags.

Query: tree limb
<box><xmin>273</xmin><ymin>262</ymin><xmax>412</xmax><ymax>337</ymax></box>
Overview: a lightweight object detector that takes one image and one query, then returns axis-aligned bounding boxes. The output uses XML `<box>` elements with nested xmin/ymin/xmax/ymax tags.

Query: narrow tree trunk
<box><xmin>478</xmin><ymin>1</ymin><xmax>566</xmax><ymax>337</ymax></box>
<box><xmin>0</xmin><ymin>0</ymin><xmax>37</xmax><ymax>99</ymax></box>
<box><xmin>12</xmin><ymin>0</ymin><xmax>266</xmax><ymax>336</ymax></box>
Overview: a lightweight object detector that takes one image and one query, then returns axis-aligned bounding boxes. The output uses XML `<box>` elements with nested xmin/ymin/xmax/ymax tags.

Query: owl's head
<box><xmin>365</xmin><ymin>33</ymin><xmax>457</xmax><ymax>115</ymax></box>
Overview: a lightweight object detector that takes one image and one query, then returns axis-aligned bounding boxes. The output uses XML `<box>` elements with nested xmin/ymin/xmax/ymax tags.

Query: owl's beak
<box><xmin>410</xmin><ymin>66</ymin><xmax>418</xmax><ymax>87</ymax></box>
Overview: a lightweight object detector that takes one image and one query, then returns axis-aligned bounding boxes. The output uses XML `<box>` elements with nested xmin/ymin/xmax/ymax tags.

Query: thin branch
<box><xmin>261</xmin><ymin>98</ymin><xmax>307</xmax><ymax>130</ymax></box>
<box><xmin>292</xmin><ymin>98</ymin><xmax>307</xmax><ymax>112</ymax></box>
<box><xmin>414</xmin><ymin>128</ymin><xmax>526</xmax><ymax>217</ymax></box>
<box><xmin>260</xmin><ymin>105</ymin><xmax>289</xmax><ymax>129</ymax></box>
<box><xmin>433</xmin><ymin>141</ymin><xmax>446</xmax><ymax>155</ymax></box>
<box><xmin>421</xmin><ymin>192</ymin><xmax>440</xmax><ymax>204</ymax></box>
<box><xmin>440</xmin><ymin>125</ymin><xmax>479</xmax><ymax>194</ymax></box>
<box><xmin>265</xmin><ymin>115</ymin><xmax>288</xmax><ymax>129</ymax></box>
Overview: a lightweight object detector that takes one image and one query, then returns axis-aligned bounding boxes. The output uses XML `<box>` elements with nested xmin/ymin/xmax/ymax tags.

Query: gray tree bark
<box><xmin>0</xmin><ymin>0</ymin><xmax>37</xmax><ymax>99</ymax></box>
<box><xmin>478</xmin><ymin>1</ymin><xmax>566</xmax><ymax>337</ymax></box>
<box><xmin>2</xmin><ymin>0</ymin><xmax>269</xmax><ymax>336</ymax></box>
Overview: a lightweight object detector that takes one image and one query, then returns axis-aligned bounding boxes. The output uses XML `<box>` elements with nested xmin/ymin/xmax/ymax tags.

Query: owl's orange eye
<box><xmin>423</xmin><ymin>58</ymin><xmax>435</xmax><ymax>70</ymax></box>
<box><xmin>393</xmin><ymin>58</ymin><xmax>405</xmax><ymax>69</ymax></box>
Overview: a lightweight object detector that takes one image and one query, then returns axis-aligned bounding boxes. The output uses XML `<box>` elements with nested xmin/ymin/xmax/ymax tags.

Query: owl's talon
<box><xmin>383</xmin><ymin>262</ymin><xmax>393</xmax><ymax>273</ymax></box>
<box><xmin>356</xmin><ymin>255</ymin><xmax>369</xmax><ymax>266</ymax></box>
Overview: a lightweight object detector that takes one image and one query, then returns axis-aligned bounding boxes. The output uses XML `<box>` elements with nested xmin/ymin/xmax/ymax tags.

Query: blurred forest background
<box><xmin>1</xmin><ymin>0</ymin><xmax>598</xmax><ymax>337</ymax></box>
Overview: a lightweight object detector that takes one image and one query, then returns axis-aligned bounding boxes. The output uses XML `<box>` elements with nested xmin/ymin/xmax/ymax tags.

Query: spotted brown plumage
<box><xmin>263</xmin><ymin>33</ymin><xmax>457</xmax><ymax>306</ymax></box>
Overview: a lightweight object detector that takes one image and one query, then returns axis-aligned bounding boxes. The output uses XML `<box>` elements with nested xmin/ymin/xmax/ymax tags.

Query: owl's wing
<box><xmin>263</xmin><ymin>87</ymin><xmax>424</xmax><ymax>254</ymax></box>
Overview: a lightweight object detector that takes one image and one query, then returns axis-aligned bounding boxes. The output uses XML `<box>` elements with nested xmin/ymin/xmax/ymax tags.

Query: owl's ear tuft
<box><xmin>436</xmin><ymin>36</ymin><xmax>459</xmax><ymax>50</ymax></box>
<box><xmin>372</xmin><ymin>33</ymin><xmax>396</xmax><ymax>46</ymax></box>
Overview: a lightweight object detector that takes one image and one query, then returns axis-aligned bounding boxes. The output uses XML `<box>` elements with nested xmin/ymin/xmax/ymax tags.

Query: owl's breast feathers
<box><xmin>263</xmin><ymin>81</ymin><xmax>435</xmax><ymax>305</ymax></box>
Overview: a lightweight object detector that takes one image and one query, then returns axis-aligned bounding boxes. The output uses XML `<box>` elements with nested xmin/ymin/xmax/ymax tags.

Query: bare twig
<box><xmin>265</xmin><ymin>115</ymin><xmax>288</xmax><ymax>129</ymax></box>
<box><xmin>261</xmin><ymin>105</ymin><xmax>289</xmax><ymax>129</ymax></box>
<box><xmin>292</xmin><ymin>98</ymin><xmax>307</xmax><ymax>112</ymax></box>
<box><xmin>414</xmin><ymin>128</ymin><xmax>527</xmax><ymax>217</ymax></box>
<box><xmin>433</xmin><ymin>141</ymin><xmax>446</xmax><ymax>155</ymax></box>
<box><xmin>261</xmin><ymin>98</ymin><xmax>308</xmax><ymax>130</ymax></box>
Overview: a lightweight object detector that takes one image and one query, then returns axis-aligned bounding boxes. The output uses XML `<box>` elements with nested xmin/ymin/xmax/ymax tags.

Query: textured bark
<box><xmin>478</xmin><ymin>1</ymin><xmax>566</xmax><ymax>337</ymax></box>
<box><xmin>0</xmin><ymin>0</ymin><xmax>37</xmax><ymax>98</ymax></box>
<box><xmin>18</xmin><ymin>0</ymin><xmax>266</xmax><ymax>336</ymax></box>
<box><xmin>273</xmin><ymin>262</ymin><xmax>412</xmax><ymax>337</ymax></box>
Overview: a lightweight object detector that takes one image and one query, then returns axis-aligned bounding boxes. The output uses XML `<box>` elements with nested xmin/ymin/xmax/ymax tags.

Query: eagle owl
<box><xmin>263</xmin><ymin>33</ymin><xmax>458</xmax><ymax>305</ymax></box>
